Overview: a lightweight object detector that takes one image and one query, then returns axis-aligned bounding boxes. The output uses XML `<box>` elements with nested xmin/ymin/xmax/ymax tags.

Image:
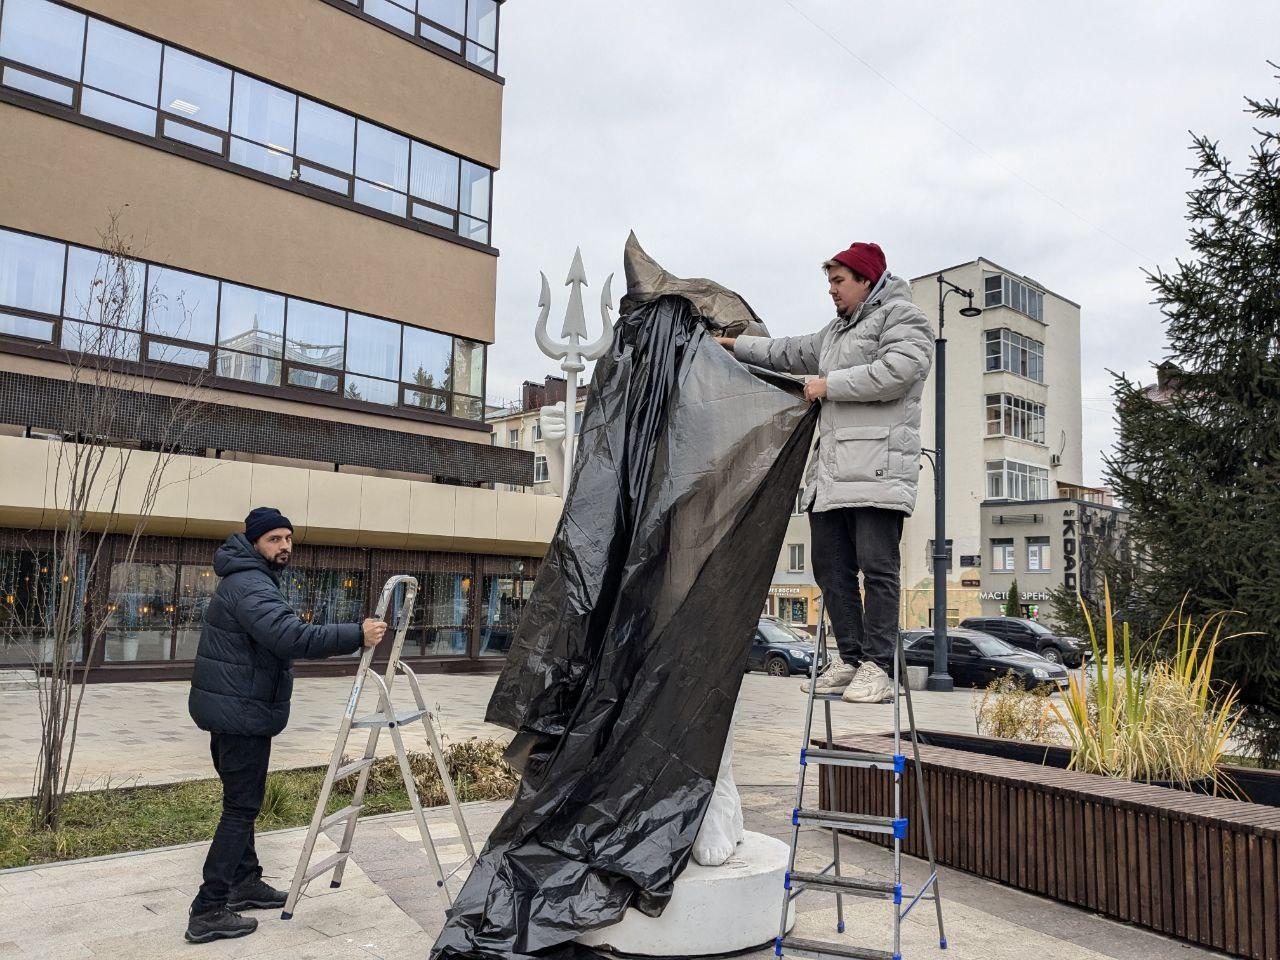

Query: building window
<box><xmin>927</xmin><ymin>608</ymin><xmax>961</xmax><ymax>628</ymax></box>
<box><xmin>787</xmin><ymin>544</ymin><xmax>804</xmax><ymax>572</ymax></box>
<box><xmin>793</xmin><ymin>490</ymin><xmax>805</xmax><ymax>515</ymax></box>
<box><xmin>985</xmin><ymin>328</ymin><xmax>1044</xmax><ymax>383</ymax></box>
<box><xmin>0</xmin><ymin>547</ymin><xmax>86</xmax><ymax>664</ymax></box>
<box><xmin>103</xmin><ymin>561</ymin><xmax>177</xmax><ymax>662</ymax></box>
<box><xmin>984</xmin><ymin>273</ymin><xmax>1045</xmax><ymax>322</ymax></box>
<box><xmin>985</xmin><ymin>393</ymin><xmax>1045</xmax><ymax>443</ymax></box>
<box><xmin>336</xmin><ymin>0</ymin><xmax>500</xmax><ymax>75</ymax></box>
<box><xmin>507</xmin><ymin>428</ymin><xmax>520</xmax><ymax>448</ymax></box>
<box><xmin>478</xmin><ymin>564</ymin><xmax>534</xmax><ymax>658</ymax></box>
<box><xmin>533</xmin><ymin>454</ymin><xmax>549</xmax><ymax>483</ymax></box>
<box><xmin>986</xmin><ymin>460</ymin><xmax>1050</xmax><ymax>501</ymax></box>
<box><xmin>0</xmin><ymin>225</ymin><xmax>488</xmax><ymax>421</ymax></box>
<box><xmin>1027</xmin><ymin>536</ymin><xmax>1051</xmax><ymax>572</ymax></box>
<box><xmin>991</xmin><ymin>538</ymin><xmax>1015</xmax><ymax>572</ymax></box>
<box><xmin>780</xmin><ymin>597</ymin><xmax>808</xmax><ymax>625</ymax></box>
<box><xmin>927</xmin><ymin>539</ymin><xmax>954</xmax><ymax>573</ymax></box>
<box><xmin>531</xmin><ymin>420</ymin><xmax>543</xmax><ymax>441</ymax></box>
<box><xmin>0</xmin><ymin>0</ymin><xmax>494</xmax><ymax>245</ymax></box>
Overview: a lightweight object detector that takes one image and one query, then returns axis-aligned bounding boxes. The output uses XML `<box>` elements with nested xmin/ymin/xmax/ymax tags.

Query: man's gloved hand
<box><xmin>362</xmin><ymin>618</ymin><xmax>388</xmax><ymax>647</ymax></box>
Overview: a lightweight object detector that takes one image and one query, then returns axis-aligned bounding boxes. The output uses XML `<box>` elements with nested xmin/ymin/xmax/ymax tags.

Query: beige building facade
<box><xmin>0</xmin><ymin>0</ymin><xmax>551</xmax><ymax>679</ymax></box>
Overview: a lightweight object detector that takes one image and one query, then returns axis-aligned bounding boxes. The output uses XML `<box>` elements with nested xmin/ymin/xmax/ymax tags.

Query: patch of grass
<box><xmin>0</xmin><ymin>738</ymin><xmax>517</xmax><ymax>870</ymax></box>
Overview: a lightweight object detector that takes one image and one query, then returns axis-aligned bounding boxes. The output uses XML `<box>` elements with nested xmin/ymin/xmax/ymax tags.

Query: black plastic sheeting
<box><xmin>430</xmin><ymin>293</ymin><xmax>817</xmax><ymax>960</ymax></box>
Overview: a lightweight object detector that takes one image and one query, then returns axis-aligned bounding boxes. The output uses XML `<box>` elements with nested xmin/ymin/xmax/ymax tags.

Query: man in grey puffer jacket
<box><xmin>717</xmin><ymin>242</ymin><xmax>933</xmax><ymax>703</ymax></box>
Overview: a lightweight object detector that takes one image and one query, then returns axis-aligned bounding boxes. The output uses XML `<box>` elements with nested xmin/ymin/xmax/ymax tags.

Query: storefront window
<box><xmin>0</xmin><ymin>549</ymin><xmax>86</xmax><ymax>664</ymax></box>
<box><xmin>418</xmin><ymin>570</ymin><xmax>472</xmax><ymax>656</ymax></box>
<box><xmin>104</xmin><ymin>561</ymin><xmax>176</xmax><ymax>661</ymax></box>
<box><xmin>174</xmin><ymin>564</ymin><xmax>216</xmax><ymax>660</ymax></box>
<box><xmin>281</xmin><ymin>568</ymin><xmax>365</xmax><ymax>633</ymax></box>
<box><xmin>479</xmin><ymin>572</ymin><xmax>532</xmax><ymax>657</ymax></box>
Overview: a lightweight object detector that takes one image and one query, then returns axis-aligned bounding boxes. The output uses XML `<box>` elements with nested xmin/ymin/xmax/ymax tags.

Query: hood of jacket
<box><xmin>213</xmin><ymin>533</ymin><xmax>279</xmax><ymax>583</ymax></box>
<box><xmin>837</xmin><ymin>272</ymin><xmax>909</xmax><ymax>330</ymax></box>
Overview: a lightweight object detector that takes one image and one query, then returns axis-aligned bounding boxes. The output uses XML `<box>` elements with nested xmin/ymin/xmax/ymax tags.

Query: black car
<box><xmin>902</xmin><ymin>627</ymin><xmax>1069</xmax><ymax>689</ymax></box>
<box><xmin>746</xmin><ymin>617</ymin><xmax>817</xmax><ymax>677</ymax></box>
<box><xmin>959</xmin><ymin>616</ymin><xmax>1088</xmax><ymax>667</ymax></box>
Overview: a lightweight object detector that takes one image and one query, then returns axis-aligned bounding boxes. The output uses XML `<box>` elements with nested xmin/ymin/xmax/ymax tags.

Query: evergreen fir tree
<box><xmin>1107</xmin><ymin>67</ymin><xmax>1280</xmax><ymax>762</ymax></box>
<box><xmin>1004</xmin><ymin>579</ymin><xmax>1022</xmax><ymax>619</ymax></box>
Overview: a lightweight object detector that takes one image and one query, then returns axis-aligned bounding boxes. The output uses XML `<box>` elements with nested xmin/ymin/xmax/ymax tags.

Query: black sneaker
<box><xmin>185</xmin><ymin>906</ymin><xmax>257</xmax><ymax>943</ymax></box>
<box><xmin>227</xmin><ymin>877</ymin><xmax>289</xmax><ymax>911</ymax></box>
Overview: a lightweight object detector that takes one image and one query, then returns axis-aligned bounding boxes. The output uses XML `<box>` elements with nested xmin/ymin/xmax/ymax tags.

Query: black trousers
<box><xmin>191</xmin><ymin>733</ymin><xmax>271</xmax><ymax>914</ymax></box>
<box><xmin>808</xmin><ymin>506</ymin><xmax>905</xmax><ymax>670</ymax></box>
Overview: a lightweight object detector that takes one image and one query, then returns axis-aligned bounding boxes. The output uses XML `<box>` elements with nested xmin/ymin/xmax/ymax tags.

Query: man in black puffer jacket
<box><xmin>185</xmin><ymin>507</ymin><xmax>386</xmax><ymax>945</ymax></box>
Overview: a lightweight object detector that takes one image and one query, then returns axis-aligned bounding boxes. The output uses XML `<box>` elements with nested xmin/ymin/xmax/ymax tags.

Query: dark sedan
<box><xmin>959</xmin><ymin>616</ymin><xmax>1089</xmax><ymax>667</ymax></box>
<box><xmin>746</xmin><ymin>617</ymin><xmax>817</xmax><ymax>677</ymax></box>
<box><xmin>902</xmin><ymin>627</ymin><xmax>1069</xmax><ymax>689</ymax></box>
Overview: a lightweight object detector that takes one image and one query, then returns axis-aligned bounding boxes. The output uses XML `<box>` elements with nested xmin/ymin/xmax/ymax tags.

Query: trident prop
<box><xmin>534</xmin><ymin>248</ymin><xmax>614</xmax><ymax>487</ymax></box>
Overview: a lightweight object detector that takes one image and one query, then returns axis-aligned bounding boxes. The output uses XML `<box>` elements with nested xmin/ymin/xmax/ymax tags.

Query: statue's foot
<box><xmin>692</xmin><ymin>833</ymin><xmax>738</xmax><ymax>868</ymax></box>
<box><xmin>692</xmin><ymin>786</ymin><xmax>745</xmax><ymax>867</ymax></box>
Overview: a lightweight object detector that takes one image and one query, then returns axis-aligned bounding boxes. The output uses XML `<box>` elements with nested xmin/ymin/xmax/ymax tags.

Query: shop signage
<box><xmin>769</xmin><ymin>586</ymin><xmax>806</xmax><ymax>596</ymax></box>
<box><xmin>1063</xmin><ymin>508</ymin><xmax>1078</xmax><ymax>592</ymax></box>
<box><xmin>979</xmin><ymin>590</ymin><xmax>1050</xmax><ymax>601</ymax></box>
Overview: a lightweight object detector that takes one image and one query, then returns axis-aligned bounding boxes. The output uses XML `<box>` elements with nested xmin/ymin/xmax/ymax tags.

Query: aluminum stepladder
<box><xmin>281</xmin><ymin>575</ymin><xmax>476</xmax><ymax>920</ymax></box>
<box><xmin>775</xmin><ymin>599</ymin><xmax>947</xmax><ymax>960</ymax></box>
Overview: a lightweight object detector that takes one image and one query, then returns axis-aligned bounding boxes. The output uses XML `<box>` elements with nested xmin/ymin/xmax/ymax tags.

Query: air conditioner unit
<box><xmin>1050</xmin><ymin>454</ymin><xmax>1062</xmax><ymax>467</ymax></box>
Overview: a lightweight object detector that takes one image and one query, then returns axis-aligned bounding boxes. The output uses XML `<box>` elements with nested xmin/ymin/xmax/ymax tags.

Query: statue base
<box><xmin>576</xmin><ymin>831</ymin><xmax>794</xmax><ymax>957</ymax></box>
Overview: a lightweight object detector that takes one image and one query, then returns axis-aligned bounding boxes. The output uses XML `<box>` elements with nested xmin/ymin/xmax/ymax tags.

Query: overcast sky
<box><xmin>485</xmin><ymin>1</ymin><xmax>1279</xmax><ymax>485</ymax></box>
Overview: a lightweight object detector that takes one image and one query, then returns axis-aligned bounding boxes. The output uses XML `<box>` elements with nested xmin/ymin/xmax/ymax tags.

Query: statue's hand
<box><xmin>539</xmin><ymin>402</ymin><xmax>567</xmax><ymax>442</ymax></box>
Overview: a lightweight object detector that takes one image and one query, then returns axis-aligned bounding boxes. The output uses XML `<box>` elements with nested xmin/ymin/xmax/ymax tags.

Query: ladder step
<box><xmin>777</xmin><ymin>936</ymin><xmax>895</xmax><ymax>960</ymax></box>
<box><xmin>302</xmin><ymin>851</ymin><xmax>350</xmax><ymax>883</ymax></box>
<box><xmin>803</xmin><ymin>748</ymin><xmax>904</xmax><ymax>773</ymax></box>
<box><xmin>787</xmin><ymin>870</ymin><xmax>899</xmax><ymax>900</ymax></box>
<box><xmin>793</xmin><ymin>808</ymin><xmax>907</xmax><ymax>839</ymax></box>
<box><xmin>352</xmin><ymin>708</ymin><xmax>428</xmax><ymax>728</ymax></box>
<box><xmin>334</xmin><ymin>757</ymin><xmax>375</xmax><ymax>780</ymax></box>
<box><xmin>319</xmin><ymin>804</ymin><xmax>362</xmax><ymax>831</ymax></box>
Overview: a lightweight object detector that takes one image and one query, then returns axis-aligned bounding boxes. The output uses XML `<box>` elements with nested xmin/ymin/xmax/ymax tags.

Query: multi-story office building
<box><xmin>762</xmin><ymin>258</ymin><xmax>1086</xmax><ymax>631</ymax></box>
<box><xmin>0</xmin><ymin>0</ymin><xmax>564</xmax><ymax>680</ymax></box>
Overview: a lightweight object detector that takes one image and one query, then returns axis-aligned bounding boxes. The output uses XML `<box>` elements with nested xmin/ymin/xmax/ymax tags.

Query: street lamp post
<box><xmin>926</xmin><ymin>275</ymin><xmax>982</xmax><ymax>693</ymax></box>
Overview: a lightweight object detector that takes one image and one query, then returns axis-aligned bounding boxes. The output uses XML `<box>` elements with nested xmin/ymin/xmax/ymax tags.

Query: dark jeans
<box><xmin>809</xmin><ymin>506</ymin><xmax>905</xmax><ymax>670</ymax></box>
<box><xmin>191</xmin><ymin>733</ymin><xmax>271</xmax><ymax>914</ymax></box>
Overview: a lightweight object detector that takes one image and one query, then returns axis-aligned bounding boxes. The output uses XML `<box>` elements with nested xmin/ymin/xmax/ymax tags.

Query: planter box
<box><xmin>820</xmin><ymin>733</ymin><xmax>1280</xmax><ymax>960</ymax></box>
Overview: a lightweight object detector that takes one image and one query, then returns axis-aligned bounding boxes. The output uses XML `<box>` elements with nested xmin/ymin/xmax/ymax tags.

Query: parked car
<box><xmin>959</xmin><ymin>616</ymin><xmax>1089</xmax><ymax>667</ymax></box>
<box><xmin>902</xmin><ymin>627</ymin><xmax>1069</xmax><ymax>689</ymax></box>
<box><xmin>746</xmin><ymin>617</ymin><xmax>817</xmax><ymax>678</ymax></box>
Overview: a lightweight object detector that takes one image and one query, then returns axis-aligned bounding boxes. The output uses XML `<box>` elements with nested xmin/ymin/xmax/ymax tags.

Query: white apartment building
<box><xmin>487</xmin><ymin>376</ymin><xmax>588</xmax><ymax>493</ymax></box>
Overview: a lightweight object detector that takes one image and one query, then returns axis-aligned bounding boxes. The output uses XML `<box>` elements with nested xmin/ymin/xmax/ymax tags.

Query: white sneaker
<box><xmin>801</xmin><ymin>655</ymin><xmax>856</xmax><ymax>694</ymax></box>
<box><xmin>842</xmin><ymin>661</ymin><xmax>894</xmax><ymax>703</ymax></box>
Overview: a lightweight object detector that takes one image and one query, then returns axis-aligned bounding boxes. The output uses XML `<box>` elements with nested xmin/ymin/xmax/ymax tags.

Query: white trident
<box><xmin>533</xmin><ymin>248</ymin><xmax>614</xmax><ymax>494</ymax></box>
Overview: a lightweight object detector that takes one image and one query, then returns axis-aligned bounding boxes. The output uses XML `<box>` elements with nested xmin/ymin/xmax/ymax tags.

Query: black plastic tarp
<box><xmin>430</xmin><ymin>260</ymin><xmax>817</xmax><ymax>959</ymax></box>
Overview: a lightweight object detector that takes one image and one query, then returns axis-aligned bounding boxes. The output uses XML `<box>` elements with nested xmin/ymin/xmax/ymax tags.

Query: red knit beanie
<box><xmin>829</xmin><ymin>242</ymin><xmax>886</xmax><ymax>284</ymax></box>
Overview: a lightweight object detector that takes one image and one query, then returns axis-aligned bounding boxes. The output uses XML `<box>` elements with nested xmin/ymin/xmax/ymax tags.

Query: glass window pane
<box><xmin>459</xmin><ymin>215</ymin><xmax>489</xmax><ymax>244</ymax></box>
<box><xmin>356</xmin><ymin>121</ymin><xmax>409</xmax><ymax>192</ymax></box>
<box><xmin>0</xmin><ymin>311</ymin><xmax>53</xmax><ymax>341</ymax></box>
<box><xmin>419</xmin><ymin>21</ymin><xmax>462</xmax><ymax>52</ymax></box>
<box><xmin>417</xmin><ymin>570</ymin><xmax>471</xmax><ymax>656</ymax></box>
<box><xmin>147</xmin><ymin>341</ymin><xmax>209</xmax><ymax>367</ymax></box>
<box><xmin>466</xmin><ymin>41</ymin><xmax>496</xmax><ymax>72</ymax></box>
<box><xmin>146</xmin><ymin>266</ymin><xmax>218</xmax><ymax>343</ymax></box>
<box><xmin>2</xmin><ymin>63</ymin><xmax>73</xmax><ymax>103</ymax></box>
<box><xmin>410</xmin><ymin>141</ymin><xmax>459</xmax><ymax>208</ymax></box>
<box><xmin>0</xmin><ymin>549</ymin><xmax>87</xmax><ymax>665</ymax></box>
<box><xmin>298</xmin><ymin>164</ymin><xmax>350</xmax><ymax>194</ymax></box>
<box><xmin>345</xmin><ymin>312</ymin><xmax>399</xmax><ymax>379</ymax></box>
<box><xmin>231</xmin><ymin>74</ymin><xmax>295</xmax><ymax>151</ymax></box>
<box><xmin>479</xmin><ymin>571</ymin><xmax>530</xmax><ymax>657</ymax></box>
<box><xmin>365</xmin><ymin>0</ymin><xmax>415</xmax><ymax>33</ymax></box>
<box><xmin>63</xmin><ymin>245</ymin><xmax>145</xmax><ymax>329</ymax></box>
<box><xmin>419</xmin><ymin>0</ymin><xmax>464</xmax><ymax>32</ymax></box>
<box><xmin>285</xmin><ymin>299</ymin><xmax>344</xmax><ymax>368</ymax></box>
<box><xmin>80</xmin><ymin>88</ymin><xmax>157</xmax><ymax>135</ymax></box>
<box><xmin>173</xmin><ymin>565</ymin><xmax>216</xmax><ymax>660</ymax></box>
<box><xmin>354</xmin><ymin>180</ymin><xmax>407</xmax><ymax>216</ymax></box>
<box><xmin>0</xmin><ymin>229</ymin><xmax>64</xmax><ymax>314</ymax></box>
<box><xmin>451</xmin><ymin>338</ymin><xmax>483</xmax><ymax>395</ymax></box>
<box><xmin>0</xmin><ymin>0</ymin><xmax>85</xmax><ymax>80</ymax></box>
<box><xmin>160</xmin><ymin>48</ymin><xmax>230</xmax><ymax>130</ymax></box>
<box><xmin>467</xmin><ymin>0</ymin><xmax>498</xmax><ymax>47</ymax></box>
<box><xmin>459</xmin><ymin>161</ymin><xmax>490</xmax><ymax>219</ymax></box>
<box><xmin>104</xmin><ymin>562</ymin><xmax>175</xmax><ymax>662</ymax></box>
<box><xmin>287</xmin><ymin>367</ymin><xmax>339</xmax><ymax>392</ymax></box>
<box><xmin>83</xmin><ymin>18</ymin><xmax>160</xmax><ymax>105</ymax></box>
<box><xmin>405</xmin><ymin>388</ymin><xmax>447</xmax><ymax>412</ymax></box>
<box><xmin>344</xmin><ymin>374</ymin><xmax>397</xmax><ymax>405</ymax></box>
<box><xmin>401</xmin><ymin>325</ymin><xmax>451</xmax><ymax>388</ymax></box>
<box><xmin>62</xmin><ymin>320</ymin><xmax>140</xmax><ymax>361</ymax></box>
<box><xmin>230</xmin><ymin>137</ymin><xmax>293</xmax><ymax>179</ymax></box>
<box><xmin>162</xmin><ymin>118</ymin><xmax>223</xmax><ymax>153</ymax></box>
<box><xmin>217</xmin><ymin>349</ymin><xmax>280</xmax><ymax>385</ymax></box>
<box><xmin>281</xmin><ymin>569</ymin><xmax>365</xmax><ymax>626</ymax></box>
<box><xmin>452</xmin><ymin>395</ymin><xmax>482</xmax><ymax>420</ymax></box>
<box><xmin>218</xmin><ymin>283</ymin><xmax>284</xmax><ymax>355</ymax></box>
<box><xmin>412</xmin><ymin>203</ymin><xmax>455</xmax><ymax>229</ymax></box>
<box><xmin>297</xmin><ymin>99</ymin><xmax>354</xmax><ymax>174</ymax></box>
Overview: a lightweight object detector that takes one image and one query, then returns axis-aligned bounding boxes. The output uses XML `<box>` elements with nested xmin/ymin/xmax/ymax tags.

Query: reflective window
<box><xmin>230</xmin><ymin>74</ymin><xmax>295</xmax><ymax>178</ymax></box>
<box><xmin>410</xmin><ymin>141</ymin><xmax>459</xmax><ymax>209</ymax></box>
<box><xmin>420</xmin><ymin>0</ymin><xmax>464</xmax><ymax>33</ymax></box>
<box><xmin>0</xmin><ymin>312</ymin><xmax>53</xmax><ymax>341</ymax></box>
<box><xmin>2</xmin><ymin>63</ymin><xmax>73</xmax><ymax>102</ymax></box>
<box><xmin>61</xmin><ymin>320</ymin><xmax>141</xmax><ymax>361</ymax></box>
<box><xmin>0</xmin><ymin>230</ymin><xmax>64</xmax><ymax>315</ymax></box>
<box><xmin>402</xmin><ymin>326</ymin><xmax>451</xmax><ymax>390</ymax></box>
<box><xmin>365</xmin><ymin>0</ymin><xmax>415</xmax><ymax>33</ymax></box>
<box><xmin>297</xmin><ymin>98</ymin><xmax>354</xmax><ymax>174</ymax></box>
<box><xmin>355</xmin><ymin>120</ymin><xmax>409</xmax><ymax>216</ymax></box>
<box><xmin>104</xmin><ymin>562</ymin><xmax>176</xmax><ymax>662</ymax></box>
<box><xmin>345</xmin><ymin>311</ymin><xmax>400</xmax><ymax>379</ymax></box>
<box><xmin>147</xmin><ymin>341</ymin><xmax>210</xmax><ymax>368</ymax></box>
<box><xmin>281</xmin><ymin>569</ymin><xmax>365</xmax><ymax>625</ymax></box>
<box><xmin>0</xmin><ymin>549</ymin><xmax>86</xmax><ymax>665</ymax></box>
<box><xmin>479</xmin><ymin>571</ymin><xmax>531</xmax><ymax>657</ymax></box>
<box><xmin>63</xmin><ymin>246</ymin><xmax>145</xmax><ymax>329</ymax></box>
<box><xmin>146</xmin><ymin>267</ymin><xmax>218</xmax><ymax>343</ymax></box>
<box><xmin>288</xmin><ymin>367</ymin><xmax>339</xmax><ymax>392</ymax></box>
<box><xmin>465</xmin><ymin>0</ymin><xmax>497</xmax><ymax>69</ymax></box>
<box><xmin>417</xmin><ymin>570</ymin><xmax>471</xmax><ymax>656</ymax></box>
<box><xmin>173</xmin><ymin>565</ymin><xmax>215</xmax><ymax>660</ymax></box>
<box><xmin>459</xmin><ymin>160</ymin><xmax>491</xmax><ymax>242</ymax></box>
<box><xmin>216</xmin><ymin>350</ymin><xmax>280</xmax><ymax>386</ymax></box>
<box><xmin>160</xmin><ymin>48</ymin><xmax>231</xmax><ymax>131</ymax></box>
<box><xmin>451</xmin><ymin>337</ymin><xmax>483</xmax><ymax>396</ymax></box>
<box><xmin>405</xmin><ymin>389</ymin><xmax>447</xmax><ymax>412</ymax></box>
<box><xmin>285</xmin><ymin>299</ymin><xmax>345</xmax><ymax>369</ymax></box>
<box><xmin>218</xmin><ymin>283</ymin><xmax>284</xmax><ymax>354</ymax></box>
<box><xmin>83</xmin><ymin>19</ymin><xmax>160</xmax><ymax>106</ymax></box>
<box><xmin>0</xmin><ymin>0</ymin><xmax>84</xmax><ymax>80</ymax></box>
<box><xmin>344</xmin><ymin>374</ymin><xmax>398</xmax><ymax>406</ymax></box>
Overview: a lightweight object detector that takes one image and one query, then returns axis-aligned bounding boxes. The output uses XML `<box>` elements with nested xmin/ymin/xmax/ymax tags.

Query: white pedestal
<box><xmin>577</xmin><ymin>831</ymin><xmax>794</xmax><ymax>957</ymax></box>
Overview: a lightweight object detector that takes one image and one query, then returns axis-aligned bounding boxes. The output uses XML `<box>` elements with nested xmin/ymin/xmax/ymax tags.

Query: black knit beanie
<box><xmin>245</xmin><ymin>507</ymin><xmax>293</xmax><ymax>544</ymax></box>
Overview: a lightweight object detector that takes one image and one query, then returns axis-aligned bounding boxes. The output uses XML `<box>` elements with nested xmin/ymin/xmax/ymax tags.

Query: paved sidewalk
<box><xmin>0</xmin><ymin>672</ymin><xmax>988</xmax><ymax>797</ymax></box>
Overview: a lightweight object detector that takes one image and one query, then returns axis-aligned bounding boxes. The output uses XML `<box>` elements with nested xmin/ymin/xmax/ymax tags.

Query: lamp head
<box><xmin>959</xmin><ymin>296</ymin><xmax>982</xmax><ymax>318</ymax></box>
